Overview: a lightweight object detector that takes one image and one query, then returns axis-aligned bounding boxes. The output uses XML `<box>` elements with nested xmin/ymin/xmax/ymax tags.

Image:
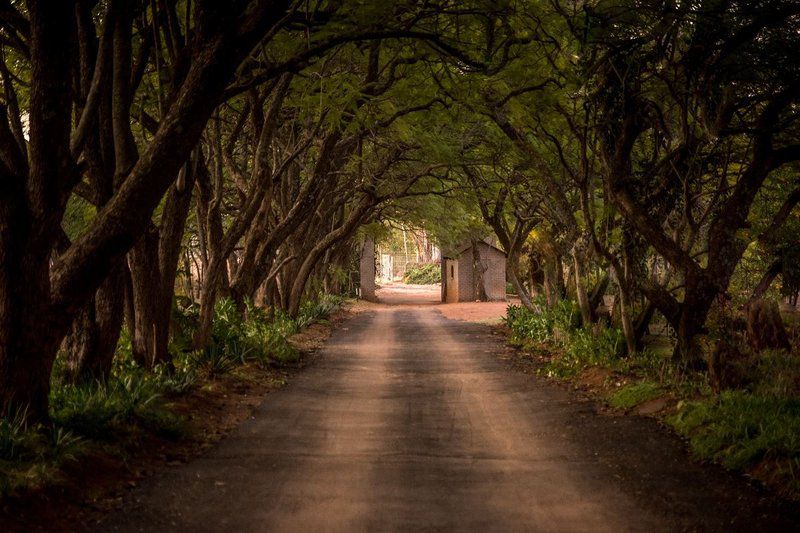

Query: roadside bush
<box><xmin>203</xmin><ymin>295</ymin><xmax>342</xmax><ymax>369</ymax></box>
<box><xmin>238</xmin><ymin>308</ymin><xmax>299</xmax><ymax>366</ymax></box>
<box><xmin>539</xmin><ymin>326</ymin><xmax>624</xmax><ymax>379</ymax></box>
<box><xmin>565</xmin><ymin>326</ymin><xmax>625</xmax><ymax>365</ymax></box>
<box><xmin>753</xmin><ymin>349</ymin><xmax>800</xmax><ymax>399</ymax></box>
<box><xmin>189</xmin><ymin>344</ymin><xmax>240</xmax><ymax>378</ymax></box>
<box><xmin>0</xmin><ymin>409</ymin><xmax>42</xmax><ymax>462</ymax></box>
<box><xmin>505</xmin><ymin>299</ymin><xmax>583</xmax><ymax>345</ymax></box>
<box><xmin>49</xmin><ymin>376</ymin><xmax>174</xmax><ymax>439</ymax></box>
<box><xmin>403</xmin><ymin>263</ymin><xmax>440</xmax><ymax>284</ymax></box>
<box><xmin>506</xmin><ymin>300</ymin><xmax>623</xmax><ymax>378</ymax></box>
<box><xmin>296</xmin><ymin>294</ymin><xmax>343</xmax><ymax>329</ymax></box>
<box><xmin>505</xmin><ymin>304</ymin><xmax>554</xmax><ymax>344</ymax></box>
<box><xmin>505</xmin><ymin>296</ymin><xmax>800</xmax><ymax>497</ymax></box>
<box><xmin>211</xmin><ymin>298</ymin><xmax>254</xmax><ymax>362</ymax></box>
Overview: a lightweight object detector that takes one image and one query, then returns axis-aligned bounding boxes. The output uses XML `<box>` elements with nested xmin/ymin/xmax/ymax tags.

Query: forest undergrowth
<box><xmin>0</xmin><ymin>295</ymin><xmax>343</xmax><ymax>498</ymax></box>
<box><xmin>505</xmin><ymin>300</ymin><xmax>800</xmax><ymax>500</ymax></box>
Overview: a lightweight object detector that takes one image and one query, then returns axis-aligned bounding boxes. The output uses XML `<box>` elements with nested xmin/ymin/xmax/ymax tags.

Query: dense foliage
<box><xmin>403</xmin><ymin>263</ymin><xmax>441</xmax><ymax>285</ymax></box>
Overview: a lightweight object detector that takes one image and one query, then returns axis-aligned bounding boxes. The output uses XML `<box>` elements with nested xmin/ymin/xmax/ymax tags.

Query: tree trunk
<box><xmin>747</xmin><ymin>299</ymin><xmax>791</xmax><ymax>353</ymax></box>
<box><xmin>194</xmin><ymin>256</ymin><xmax>229</xmax><ymax>348</ymax></box>
<box><xmin>589</xmin><ymin>272</ymin><xmax>610</xmax><ymax>315</ymax></box>
<box><xmin>572</xmin><ymin>246</ymin><xmax>592</xmax><ymax>326</ymax></box>
<box><xmin>0</xmin><ymin>249</ymin><xmax>59</xmax><ymax>421</ymax></box>
<box><xmin>287</xmin><ymin>201</ymin><xmax>371</xmax><ymax>316</ymax></box>
<box><xmin>507</xmin><ymin>266</ymin><xmax>533</xmax><ymax>310</ymax></box>
<box><xmin>64</xmin><ymin>261</ymin><xmax>126</xmax><ymax>382</ymax></box>
<box><xmin>128</xmin><ymin>228</ymin><xmax>160</xmax><ymax>367</ymax></box>
<box><xmin>617</xmin><ymin>285</ymin><xmax>637</xmax><ymax>355</ymax></box>
<box><xmin>542</xmin><ymin>255</ymin><xmax>561</xmax><ymax>308</ymax></box>
<box><xmin>507</xmin><ymin>247</ymin><xmax>534</xmax><ymax>310</ymax></box>
<box><xmin>633</xmin><ymin>301</ymin><xmax>656</xmax><ymax>349</ymax></box>
<box><xmin>359</xmin><ymin>236</ymin><xmax>377</xmax><ymax>302</ymax></box>
<box><xmin>748</xmin><ymin>259</ymin><xmax>781</xmax><ymax>305</ymax></box>
<box><xmin>471</xmin><ymin>239</ymin><xmax>488</xmax><ymax>302</ymax></box>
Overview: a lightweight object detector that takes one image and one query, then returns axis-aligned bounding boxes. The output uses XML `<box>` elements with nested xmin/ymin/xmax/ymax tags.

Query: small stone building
<box><xmin>441</xmin><ymin>241</ymin><xmax>507</xmax><ymax>303</ymax></box>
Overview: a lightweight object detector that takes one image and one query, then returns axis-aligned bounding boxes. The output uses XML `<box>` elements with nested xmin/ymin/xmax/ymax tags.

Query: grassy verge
<box><xmin>607</xmin><ymin>381</ymin><xmax>664</xmax><ymax>409</ymax></box>
<box><xmin>0</xmin><ymin>294</ymin><xmax>345</xmax><ymax>499</ymax></box>
<box><xmin>504</xmin><ymin>301</ymin><xmax>800</xmax><ymax>499</ymax></box>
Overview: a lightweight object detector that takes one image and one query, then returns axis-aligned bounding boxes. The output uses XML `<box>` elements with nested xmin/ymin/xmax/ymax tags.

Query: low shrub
<box><xmin>403</xmin><ymin>263</ymin><xmax>440</xmax><ymax>284</ymax></box>
<box><xmin>296</xmin><ymin>294</ymin><xmax>343</xmax><ymax>329</ymax></box>
<box><xmin>0</xmin><ymin>409</ymin><xmax>41</xmax><ymax>462</ymax></box>
<box><xmin>537</xmin><ymin>326</ymin><xmax>624</xmax><ymax>380</ymax></box>
<box><xmin>189</xmin><ymin>344</ymin><xmax>240</xmax><ymax>379</ymax></box>
<box><xmin>565</xmin><ymin>326</ymin><xmax>625</xmax><ymax>366</ymax></box>
<box><xmin>505</xmin><ymin>304</ymin><xmax>554</xmax><ymax>344</ymax></box>
<box><xmin>211</xmin><ymin>298</ymin><xmax>254</xmax><ymax>363</ymax></box>
<box><xmin>2</xmin><ymin>293</ymin><xmax>345</xmax><ymax>497</ymax></box>
<box><xmin>753</xmin><ymin>349</ymin><xmax>800</xmax><ymax>399</ymax></box>
<box><xmin>203</xmin><ymin>295</ymin><xmax>341</xmax><ymax>368</ymax></box>
<box><xmin>505</xmin><ymin>299</ymin><xmax>580</xmax><ymax>345</ymax></box>
<box><xmin>49</xmin><ymin>376</ymin><xmax>170</xmax><ymax>439</ymax></box>
<box><xmin>506</xmin><ymin>300</ymin><xmax>619</xmax><ymax>378</ymax></box>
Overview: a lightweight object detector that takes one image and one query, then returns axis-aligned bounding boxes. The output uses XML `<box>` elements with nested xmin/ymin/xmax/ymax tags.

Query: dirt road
<box><xmin>97</xmin><ymin>288</ymin><xmax>799</xmax><ymax>531</ymax></box>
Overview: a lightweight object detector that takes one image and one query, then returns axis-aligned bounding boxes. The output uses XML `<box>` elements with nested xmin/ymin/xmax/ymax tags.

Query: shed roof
<box><xmin>442</xmin><ymin>239</ymin><xmax>506</xmax><ymax>259</ymax></box>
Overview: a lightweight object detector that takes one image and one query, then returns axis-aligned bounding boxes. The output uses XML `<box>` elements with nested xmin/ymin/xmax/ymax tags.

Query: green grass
<box><xmin>607</xmin><ymin>381</ymin><xmax>664</xmax><ymax>409</ymax></box>
<box><xmin>667</xmin><ymin>391</ymin><xmax>800</xmax><ymax>473</ymax></box>
<box><xmin>0</xmin><ymin>408</ymin><xmax>85</xmax><ymax>497</ymax></box>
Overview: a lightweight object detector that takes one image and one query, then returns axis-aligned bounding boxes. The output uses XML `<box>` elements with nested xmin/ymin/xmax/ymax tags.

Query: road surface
<box><xmin>98</xmin><ymin>288</ymin><xmax>798</xmax><ymax>531</ymax></box>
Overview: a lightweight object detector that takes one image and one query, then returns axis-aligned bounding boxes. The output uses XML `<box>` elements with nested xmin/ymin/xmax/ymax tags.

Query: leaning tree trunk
<box><xmin>634</xmin><ymin>301</ymin><xmax>656</xmax><ymax>350</ymax></box>
<box><xmin>287</xmin><ymin>202</ymin><xmax>371</xmax><ymax>316</ymax></box>
<box><xmin>748</xmin><ymin>259</ymin><xmax>781</xmax><ymax>306</ymax></box>
<box><xmin>615</xmin><ymin>243</ymin><xmax>637</xmax><ymax>355</ymax></box>
<box><xmin>63</xmin><ymin>262</ymin><xmax>126</xmax><ymax>382</ymax></box>
<box><xmin>506</xmin><ymin>247</ymin><xmax>534</xmax><ymax>310</ymax></box>
<box><xmin>572</xmin><ymin>245</ymin><xmax>592</xmax><ymax>326</ymax></box>
<box><xmin>194</xmin><ymin>256</ymin><xmax>231</xmax><ymax>349</ymax></box>
<box><xmin>471</xmin><ymin>240</ymin><xmax>488</xmax><ymax>302</ymax></box>
<box><xmin>616</xmin><ymin>284</ymin><xmax>636</xmax><ymax>355</ymax></box>
<box><xmin>589</xmin><ymin>272</ymin><xmax>610</xmax><ymax>315</ymax></box>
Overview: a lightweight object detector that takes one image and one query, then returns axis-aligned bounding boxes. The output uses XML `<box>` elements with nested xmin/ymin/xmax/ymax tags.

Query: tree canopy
<box><xmin>0</xmin><ymin>0</ymin><xmax>797</xmax><ymax>424</ymax></box>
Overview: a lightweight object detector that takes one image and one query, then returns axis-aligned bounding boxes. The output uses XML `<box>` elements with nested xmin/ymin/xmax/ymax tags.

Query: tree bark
<box><xmin>64</xmin><ymin>261</ymin><xmax>126</xmax><ymax>382</ymax></box>
<box><xmin>287</xmin><ymin>200</ymin><xmax>373</xmax><ymax>316</ymax></box>
<box><xmin>748</xmin><ymin>259</ymin><xmax>782</xmax><ymax>305</ymax></box>
<box><xmin>471</xmin><ymin>239</ymin><xmax>488</xmax><ymax>302</ymax></box>
<box><xmin>572</xmin><ymin>244</ymin><xmax>592</xmax><ymax>326</ymax></box>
